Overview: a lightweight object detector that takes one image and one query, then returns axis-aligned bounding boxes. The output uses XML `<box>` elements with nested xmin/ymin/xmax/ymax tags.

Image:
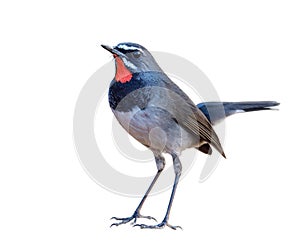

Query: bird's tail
<box><xmin>197</xmin><ymin>101</ymin><xmax>280</xmax><ymax>125</ymax></box>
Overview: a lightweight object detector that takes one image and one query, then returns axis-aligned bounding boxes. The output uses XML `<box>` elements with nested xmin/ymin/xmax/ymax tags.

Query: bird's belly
<box><xmin>112</xmin><ymin>106</ymin><xmax>160</xmax><ymax>148</ymax></box>
<box><xmin>112</xmin><ymin>107</ymin><xmax>200</xmax><ymax>154</ymax></box>
<box><xmin>112</xmin><ymin>107</ymin><xmax>141</xmax><ymax>133</ymax></box>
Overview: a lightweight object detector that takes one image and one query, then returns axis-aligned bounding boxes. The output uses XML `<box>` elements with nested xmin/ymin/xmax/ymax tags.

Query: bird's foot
<box><xmin>110</xmin><ymin>211</ymin><xmax>157</xmax><ymax>227</ymax></box>
<box><xmin>134</xmin><ymin>219</ymin><xmax>182</xmax><ymax>230</ymax></box>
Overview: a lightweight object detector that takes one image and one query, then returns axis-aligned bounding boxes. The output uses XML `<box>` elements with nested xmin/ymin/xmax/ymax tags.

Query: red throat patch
<box><xmin>114</xmin><ymin>55</ymin><xmax>133</xmax><ymax>83</ymax></box>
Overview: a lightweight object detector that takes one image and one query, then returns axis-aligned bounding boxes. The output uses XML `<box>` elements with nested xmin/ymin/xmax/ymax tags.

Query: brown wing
<box><xmin>162</xmin><ymin>78</ymin><xmax>226</xmax><ymax>158</ymax></box>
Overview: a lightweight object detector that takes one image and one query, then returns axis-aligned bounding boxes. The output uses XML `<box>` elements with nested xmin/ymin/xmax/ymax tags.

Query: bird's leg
<box><xmin>110</xmin><ymin>155</ymin><xmax>165</xmax><ymax>227</ymax></box>
<box><xmin>134</xmin><ymin>153</ymin><xmax>182</xmax><ymax>230</ymax></box>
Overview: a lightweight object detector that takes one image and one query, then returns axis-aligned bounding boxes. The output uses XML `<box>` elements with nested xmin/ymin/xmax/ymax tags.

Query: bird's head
<box><xmin>101</xmin><ymin>42</ymin><xmax>161</xmax><ymax>83</ymax></box>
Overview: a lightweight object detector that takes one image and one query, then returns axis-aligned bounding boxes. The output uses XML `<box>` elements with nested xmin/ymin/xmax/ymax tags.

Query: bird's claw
<box><xmin>133</xmin><ymin>220</ymin><xmax>182</xmax><ymax>230</ymax></box>
<box><xmin>110</xmin><ymin>211</ymin><xmax>157</xmax><ymax>227</ymax></box>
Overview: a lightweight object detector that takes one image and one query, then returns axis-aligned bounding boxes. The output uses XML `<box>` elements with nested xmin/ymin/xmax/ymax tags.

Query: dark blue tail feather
<box><xmin>197</xmin><ymin>101</ymin><xmax>280</xmax><ymax>125</ymax></box>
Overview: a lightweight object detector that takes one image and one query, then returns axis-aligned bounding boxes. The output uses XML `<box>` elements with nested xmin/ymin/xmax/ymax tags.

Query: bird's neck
<box><xmin>114</xmin><ymin>56</ymin><xmax>133</xmax><ymax>83</ymax></box>
<box><xmin>108</xmin><ymin>71</ymin><xmax>165</xmax><ymax>111</ymax></box>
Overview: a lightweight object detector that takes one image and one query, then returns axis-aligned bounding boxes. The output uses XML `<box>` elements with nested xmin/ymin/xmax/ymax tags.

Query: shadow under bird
<box><xmin>101</xmin><ymin>42</ymin><xmax>279</xmax><ymax>230</ymax></box>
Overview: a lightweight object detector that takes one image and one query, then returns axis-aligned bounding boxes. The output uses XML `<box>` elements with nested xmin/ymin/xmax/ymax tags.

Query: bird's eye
<box><xmin>132</xmin><ymin>51</ymin><xmax>141</xmax><ymax>58</ymax></box>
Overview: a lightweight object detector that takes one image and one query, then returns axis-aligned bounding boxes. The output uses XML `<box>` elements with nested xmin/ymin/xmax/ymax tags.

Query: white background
<box><xmin>1</xmin><ymin>0</ymin><xmax>299</xmax><ymax>244</ymax></box>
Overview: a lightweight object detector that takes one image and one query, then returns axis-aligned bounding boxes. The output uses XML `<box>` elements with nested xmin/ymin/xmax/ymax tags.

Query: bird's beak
<box><xmin>101</xmin><ymin>44</ymin><xmax>124</xmax><ymax>57</ymax></box>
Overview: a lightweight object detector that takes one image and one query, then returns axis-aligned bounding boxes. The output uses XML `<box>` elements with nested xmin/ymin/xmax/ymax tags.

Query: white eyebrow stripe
<box><xmin>116</xmin><ymin>44</ymin><xmax>144</xmax><ymax>53</ymax></box>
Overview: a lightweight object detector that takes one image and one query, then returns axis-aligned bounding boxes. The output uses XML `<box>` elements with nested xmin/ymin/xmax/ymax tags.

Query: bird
<box><xmin>101</xmin><ymin>42</ymin><xmax>279</xmax><ymax>230</ymax></box>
